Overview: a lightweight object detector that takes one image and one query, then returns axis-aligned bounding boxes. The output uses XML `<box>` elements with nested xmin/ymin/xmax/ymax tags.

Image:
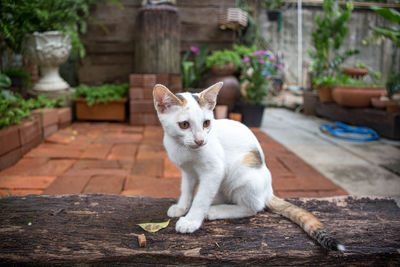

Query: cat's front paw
<box><xmin>167</xmin><ymin>204</ymin><xmax>188</xmax><ymax>218</ymax></box>
<box><xmin>175</xmin><ymin>217</ymin><xmax>202</xmax><ymax>233</ymax></box>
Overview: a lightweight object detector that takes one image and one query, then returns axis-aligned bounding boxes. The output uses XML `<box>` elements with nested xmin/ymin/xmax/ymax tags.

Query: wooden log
<box><xmin>0</xmin><ymin>195</ymin><xmax>399</xmax><ymax>265</ymax></box>
<box><xmin>135</xmin><ymin>5</ymin><xmax>181</xmax><ymax>74</ymax></box>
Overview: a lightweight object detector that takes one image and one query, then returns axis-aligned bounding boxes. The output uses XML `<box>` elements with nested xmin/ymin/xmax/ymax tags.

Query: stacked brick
<box><xmin>129</xmin><ymin>74</ymin><xmax>182</xmax><ymax>126</ymax></box>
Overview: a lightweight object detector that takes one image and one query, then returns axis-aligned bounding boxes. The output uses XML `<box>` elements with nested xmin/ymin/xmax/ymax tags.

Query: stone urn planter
<box><xmin>332</xmin><ymin>85</ymin><xmax>386</xmax><ymax>108</ymax></box>
<box><xmin>23</xmin><ymin>31</ymin><xmax>71</xmax><ymax>91</ymax></box>
<box><xmin>203</xmin><ymin>63</ymin><xmax>240</xmax><ymax>111</ymax></box>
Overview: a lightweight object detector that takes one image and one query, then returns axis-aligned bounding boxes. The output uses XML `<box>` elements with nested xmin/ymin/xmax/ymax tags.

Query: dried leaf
<box><xmin>138</xmin><ymin>219</ymin><xmax>170</xmax><ymax>233</ymax></box>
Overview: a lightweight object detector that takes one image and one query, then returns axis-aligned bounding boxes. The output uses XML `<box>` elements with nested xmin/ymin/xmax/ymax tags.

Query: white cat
<box><xmin>153</xmin><ymin>82</ymin><xmax>344</xmax><ymax>251</ymax></box>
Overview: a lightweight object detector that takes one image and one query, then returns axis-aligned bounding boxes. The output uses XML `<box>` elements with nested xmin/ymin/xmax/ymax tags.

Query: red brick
<box><xmin>46</xmin><ymin>131</ymin><xmax>75</xmax><ymax>145</ymax></box>
<box><xmin>123</xmin><ymin>175</ymin><xmax>180</xmax><ymax>198</ymax></box>
<box><xmin>130</xmin><ymin>113</ymin><xmax>160</xmax><ymax>126</ymax></box>
<box><xmin>136</xmin><ymin>144</ymin><xmax>167</xmax><ymax>160</ymax></box>
<box><xmin>0</xmin><ymin>189</ymin><xmax>43</xmax><ymax>197</ymax></box>
<box><xmin>19</xmin><ymin>117</ymin><xmax>42</xmax><ymax>145</ymax></box>
<box><xmin>122</xmin><ymin>126</ymin><xmax>144</xmax><ymax>134</ymax></box>
<box><xmin>43</xmin><ymin>175</ymin><xmax>91</xmax><ymax>194</ymax></box>
<box><xmin>95</xmin><ymin>132</ymin><xmax>142</xmax><ymax>144</ymax></box>
<box><xmin>43</xmin><ymin>124</ymin><xmax>58</xmax><ymax>138</ymax></box>
<box><xmin>29</xmin><ymin>159</ymin><xmax>75</xmax><ymax>176</ymax></box>
<box><xmin>130</xmin><ymin>74</ymin><xmax>144</xmax><ymax>88</ymax></box>
<box><xmin>143</xmin><ymin>74</ymin><xmax>157</xmax><ymax>89</ymax></box>
<box><xmin>31</xmin><ymin>108</ymin><xmax>58</xmax><ymax>127</ymax></box>
<box><xmin>272</xmin><ymin>176</ymin><xmax>340</xmax><ymax>192</ymax></box>
<box><xmin>169</xmin><ymin>74</ymin><xmax>182</xmax><ymax>91</ymax></box>
<box><xmin>156</xmin><ymin>73</ymin><xmax>169</xmax><ymax>86</ymax></box>
<box><xmin>130</xmin><ymin>88</ymin><xmax>144</xmax><ymax>100</ymax></box>
<box><xmin>266</xmin><ymin>157</ymin><xmax>293</xmax><ymax>177</ymax></box>
<box><xmin>107</xmin><ymin>144</ymin><xmax>138</xmax><ymax>161</ymax></box>
<box><xmin>25</xmin><ymin>143</ymin><xmax>83</xmax><ymax>159</ymax></box>
<box><xmin>81</xmin><ymin>144</ymin><xmax>112</xmax><ymax>159</ymax></box>
<box><xmin>0</xmin><ymin>125</ymin><xmax>21</xmax><ymax>156</ymax></box>
<box><xmin>163</xmin><ymin>157</ymin><xmax>181</xmax><ymax>178</ymax></box>
<box><xmin>0</xmin><ymin>148</ymin><xmax>22</xmax><ymax>171</ymax></box>
<box><xmin>131</xmin><ymin>159</ymin><xmax>163</xmax><ymax>177</ymax></box>
<box><xmin>62</xmin><ymin>168</ymin><xmax>129</xmax><ymax>178</ymax></box>
<box><xmin>83</xmin><ymin>175</ymin><xmax>126</xmax><ymax>194</ymax></box>
<box><xmin>0</xmin><ymin>158</ymin><xmax>49</xmax><ymax>176</ymax></box>
<box><xmin>277</xmin><ymin>154</ymin><xmax>324</xmax><ymax>178</ymax></box>
<box><xmin>57</xmin><ymin>107</ymin><xmax>71</xmax><ymax>128</ymax></box>
<box><xmin>72</xmin><ymin>159</ymin><xmax>121</xmax><ymax>170</ymax></box>
<box><xmin>0</xmin><ymin>175</ymin><xmax>56</xmax><ymax>189</ymax></box>
<box><xmin>130</xmin><ymin>100</ymin><xmax>156</xmax><ymax>113</ymax></box>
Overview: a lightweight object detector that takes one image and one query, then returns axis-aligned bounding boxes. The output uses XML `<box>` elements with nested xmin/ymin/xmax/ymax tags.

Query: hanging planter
<box><xmin>219</xmin><ymin>8</ymin><xmax>248</xmax><ymax>30</ymax></box>
<box><xmin>267</xmin><ymin>10</ymin><xmax>281</xmax><ymax>21</ymax></box>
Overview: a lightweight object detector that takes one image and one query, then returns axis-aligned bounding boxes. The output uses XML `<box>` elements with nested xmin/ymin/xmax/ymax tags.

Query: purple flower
<box><xmin>242</xmin><ymin>57</ymin><xmax>250</xmax><ymax>63</ymax></box>
<box><xmin>258</xmin><ymin>59</ymin><xmax>265</xmax><ymax>64</ymax></box>
<box><xmin>268</xmin><ymin>55</ymin><xmax>277</xmax><ymax>62</ymax></box>
<box><xmin>266</xmin><ymin>75</ymin><xmax>272</xmax><ymax>80</ymax></box>
<box><xmin>190</xmin><ymin>46</ymin><xmax>199</xmax><ymax>54</ymax></box>
<box><xmin>251</xmin><ymin>50</ymin><xmax>267</xmax><ymax>57</ymax></box>
<box><xmin>277</xmin><ymin>64</ymin><xmax>284</xmax><ymax>70</ymax></box>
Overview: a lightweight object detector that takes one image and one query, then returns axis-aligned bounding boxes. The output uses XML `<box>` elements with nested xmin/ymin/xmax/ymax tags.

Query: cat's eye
<box><xmin>178</xmin><ymin>121</ymin><xmax>190</xmax><ymax>129</ymax></box>
<box><xmin>203</xmin><ymin>120</ymin><xmax>211</xmax><ymax>128</ymax></box>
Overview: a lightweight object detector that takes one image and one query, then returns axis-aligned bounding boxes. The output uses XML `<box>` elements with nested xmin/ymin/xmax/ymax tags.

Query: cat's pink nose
<box><xmin>195</xmin><ymin>139</ymin><xmax>204</xmax><ymax>146</ymax></box>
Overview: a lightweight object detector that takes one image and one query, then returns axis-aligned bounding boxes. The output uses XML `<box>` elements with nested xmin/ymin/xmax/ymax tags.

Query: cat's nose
<box><xmin>194</xmin><ymin>139</ymin><xmax>204</xmax><ymax>146</ymax></box>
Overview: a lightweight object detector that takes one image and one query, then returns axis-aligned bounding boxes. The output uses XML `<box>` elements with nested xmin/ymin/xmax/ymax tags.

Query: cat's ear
<box><xmin>153</xmin><ymin>84</ymin><xmax>184</xmax><ymax>113</ymax></box>
<box><xmin>199</xmin><ymin>82</ymin><xmax>223</xmax><ymax>110</ymax></box>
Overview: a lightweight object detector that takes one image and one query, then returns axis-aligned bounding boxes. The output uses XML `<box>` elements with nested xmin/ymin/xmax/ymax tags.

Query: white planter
<box><xmin>23</xmin><ymin>31</ymin><xmax>71</xmax><ymax>91</ymax></box>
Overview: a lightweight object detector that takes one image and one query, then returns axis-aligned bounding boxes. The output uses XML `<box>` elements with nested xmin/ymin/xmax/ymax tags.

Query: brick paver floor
<box><xmin>0</xmin><ymin>122</ymin><xmax>347</xmax><ymax>198</ymax></box>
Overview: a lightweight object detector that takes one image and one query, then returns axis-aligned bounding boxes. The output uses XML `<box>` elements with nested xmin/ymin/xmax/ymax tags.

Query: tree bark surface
<box><xmin>0</xmin><ymin>194</ymin><xmax>399</xmax><ymax>265</ymax></box>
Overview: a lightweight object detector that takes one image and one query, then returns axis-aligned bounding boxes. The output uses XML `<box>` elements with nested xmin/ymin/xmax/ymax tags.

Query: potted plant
<box><xmin>342</xmin><ymin>63</ymin><xmax>369</xmax><ymax>79</ymax></box>
<box><xmin>74</xmin><ymin>83</ymin><xmax>129</xmax><ymax>121</ymax></box>
<box><xmin>369</xmin><ymin>6</ymin><xmax>400</xmax><ymax>113</ymax></box>
<box><xmin>0</xmin><ymin>0</ymin><xmax>122</xmax><ymax>92</ymax></box>
<box><xmin>204</xmin><ymin>49</ymin><xmax>242</xmax><ymax>110</ymax></box>
<box><xmin>237</xmin><ymin>50</ymin><xmax>278</xmax><ymax>127</ymax></box>
<box><xmin>3</xmin><ymin>66</ymin><xmax>31</xmax><ymax>89</ymax></box>
<box><xmin>262</xmin><ymin>0</ymin><xmax>284</xmax><ymax>21</ymax></box>
<box><xmin>181</xmin><ymin>44</ymin><xmax>209</xmax><ymax>91</ymax></box>
<box><xmin>309</xmin><ymin>0</ymin><xmax>359</xmax><ymax>103</ymax></box>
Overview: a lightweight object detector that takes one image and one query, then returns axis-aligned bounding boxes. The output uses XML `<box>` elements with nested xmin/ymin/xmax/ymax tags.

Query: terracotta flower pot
<box><xmin>317</xmin><ymin>85</ymin><xmax>333</xmax><ymax>103</ymax></box>
<box><xmin>332</xmin><ymin>85</ymin><xmax>385</xmax><ymax>108</ymax></box>
<box><xmin>75</xmin><ymin>97</ymin><xmax>127</xmax><ymax>121</ymax></box>
<box><xmin>204</xmin><ymin>63</ymin><xmax>240</xmax><ymax>111</ymax></box>
<box><xmin>342</xmin><ymin>68</ymin><xmax>368</xmax><ymax>79</ymax></box>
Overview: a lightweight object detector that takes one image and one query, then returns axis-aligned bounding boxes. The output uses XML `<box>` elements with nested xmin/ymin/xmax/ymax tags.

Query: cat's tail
<box><xmin>266</xmin><ymin>196</ymin><xmax>345</xmax><ymax>252</ymax></box>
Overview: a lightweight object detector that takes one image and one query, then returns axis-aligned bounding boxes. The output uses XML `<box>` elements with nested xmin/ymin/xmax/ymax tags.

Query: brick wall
<box><xmin>79</xmin><ymin>0</ymin><xmax>236</xmax><ymax>85</ymax></box>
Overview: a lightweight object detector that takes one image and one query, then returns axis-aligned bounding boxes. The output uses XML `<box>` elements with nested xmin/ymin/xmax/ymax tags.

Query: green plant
<box><xmin>3</xmin><ymin>66</ymin><xmax>31</xmax><ymax>88</ymax></box>
<box><xmin>309</xmin><ymin>0</ymin><xmax>359</xmax><ymax>79</ymax></box>
<box><xmin>0</xmin><ymin>90</ymin><xmax>31</xmax><ymax>129</ymax></box>
<box><xmin>26</xmin><ymin>94</ymin><xmax>64</xmax><ymax>110</ymax></box>
<box><xmin>370</xmin><ymin>6</ymin><xmax>400</xmax><ymax>99</ymax></box>
<box><xmin>205</xmin><ymin>49</ymin><xmax>241</xmax><ymax>69</ymax></box>
<box><xmin>313</xmin><ymin>72</ymin><xmax>383</xmax><ymax>88</ymax></box>
<box><xmin>0</xmin><ymin>0</ymin><xmax>122</xmax><ymax>57</ymax></box>
<box><xmin>262</xmin><ymin>0</ymin><xmax>284</xmax><ymax>10</ymax></box>
<box><xmin>233</xmin><ymin>44</ymin><xmax>257</xmax><ymax>58</ymax></box>
<box><xmin>74</xmin><ymin>83</ymin><xmax>129</xmax><ymax>106</ymax></box>
<box><xmin>0</xmin><ymin>73</ymin><xmax>12</xmax><ymax>90</ymax></box>
<box><xmin>181</xmin><ymin>45</ymin><xmax>209</xmax><ymax>89</ymax></box>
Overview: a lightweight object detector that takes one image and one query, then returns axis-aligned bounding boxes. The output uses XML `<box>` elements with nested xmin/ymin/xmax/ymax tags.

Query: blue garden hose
<box><xmin>319</xmin><ymin>122</ymin><xmax>379</xmax><ymax>142</ymax></box>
